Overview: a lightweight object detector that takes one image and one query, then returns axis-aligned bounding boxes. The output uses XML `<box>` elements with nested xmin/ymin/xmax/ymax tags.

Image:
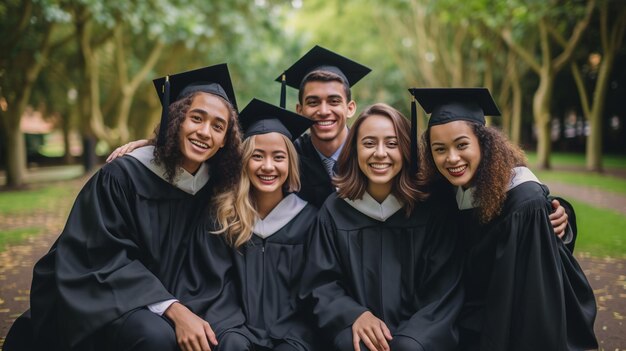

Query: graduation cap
<box><xmin>275</xmin><ymin>45</ymin><xmax>371</xmax><ymax>108</ymax></box>
<box><xmin>153</xmin><ymin>63</ymin><xmax>237</xmax><ymax>146</ymax></box>
<box><xmin>239</xmin><ymin>98</ymin><xmax>313</xmax><ymax>141</ymax></box>
<box><xmin>406</xmin><ymin>87</ymin><xmax>500</xmax><ymax>173</ymax></box>
<box><xmin>409</xmin><ymin>87</ymin><xmax>501</xmax><ymax>127</ymax></box>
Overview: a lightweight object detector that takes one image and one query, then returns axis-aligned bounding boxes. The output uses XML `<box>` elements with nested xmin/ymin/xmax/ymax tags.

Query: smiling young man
<box><xmin>276</xmin><ymin>46</ymin><xmax>371</xmax><ymax>207</ymax></box>
<box><xmin>5</xmin><ymin>64</ymin><xmax>247</xmax><ymax>351</ymax></box>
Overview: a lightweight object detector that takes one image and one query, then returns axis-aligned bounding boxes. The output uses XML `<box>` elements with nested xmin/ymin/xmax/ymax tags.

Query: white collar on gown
<box><xmin>344</xmin><ymin>192</ymin><xmax>403</xmax><ymax>222</ymax></box>
<box><xmin>455</xmin><ymin>166</ymin><xmax>540</xmax><ymax>210</ymax></box>
<box><xmin>127</xmin><ymin>145</ymin><xmax>210</xmax><ymax>195</ymax></box>
<box><xmin>253</xmin><ymin>193</ymin><xmax>308</xmax><ymax>239</ymax></box>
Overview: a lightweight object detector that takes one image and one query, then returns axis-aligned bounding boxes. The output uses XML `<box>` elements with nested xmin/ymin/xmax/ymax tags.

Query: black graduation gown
<box><xmin>230</xmin><ymin>202</ymin><xmax>319</xmax><ymax>351</ymax></box>
<box><xmin>29</xmin><ymin>156</ymin><xmax>244</xmax><ymax>350</ymax></box>
<box><xmin>294</xmin><ymin>133</ymin><xmax>335</xmax><ymax>208</ymax></box>
<box><xmin>457</xmin><ymin>182</ymin><xmax>597</xmax><ymax>351</ymax></box>
<box><xmin>299</xmin><ymin>193</ymin><xmax>464</xmax><ymax>350</ymax></box>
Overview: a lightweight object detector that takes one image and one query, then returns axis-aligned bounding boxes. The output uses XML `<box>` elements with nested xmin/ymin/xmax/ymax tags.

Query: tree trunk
<box><xmin>586</xmin><ymin>108</ymin><xmax>603</xmax><ymax>172</ymax></box>
<box><xmin>584</xmin><ymin>4</ymin><xmax>626</xmax><ymax>171</ymax></box>
<box><xmin>0</xmin><ymin>20</ymin><xmax>54</xmax><ymax>187</ymax></box>
<box><xmin>586</xmin><ymin>54</ymin><xmax>613</xmax><ymax>172</ymax></box>
<box><xmin>2</xmin><ymin>115</ymin><xmax>27</xmax><ymax>188</ymax></box>
<box><xmin>82</xmin><ymin>135</ymin><xmax>98</xmax><ymax>172</ymax></box>
<box><xmin>510</xmin><ymin>61</ymin><xmax>523</xmax><ymax>145</ymax></box>
<box><xmin>114</xmin><ymin>38</ymin><xmax>164</xmax><ymax>143</ymax></box>
<box><xmin>62</xmin><ymin>106</ymin><xmax>76</xmax><ymax>164</ymax></box>
<box><xmin>533</xmin><ymin>71</ymin><xmax>553</xmax><ymax>169</ymax></box>
<box><xmin>76</xmin><ymin>15</ymin><xmax>112</xmax><ymax>145</ymax></box>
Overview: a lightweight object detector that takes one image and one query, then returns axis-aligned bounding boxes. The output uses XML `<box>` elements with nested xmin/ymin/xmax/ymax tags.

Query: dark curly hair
<box><xmin>151</xmin><ymin>92</ymin><xmax>242</xmax><ymax>192</ymax></box>
<box><xmin>421</xmin><ymin>121</ymin><xmax>526</xmax><ymax>223</ymax></box>
<box><xmin>334</xmin><ymin>103</ymin><xmax>428</xmax><ymax>216</ymax></box>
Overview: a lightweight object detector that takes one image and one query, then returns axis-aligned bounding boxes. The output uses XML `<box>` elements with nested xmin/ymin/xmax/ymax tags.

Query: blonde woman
<box><xmin>207</xmin><ymin>99</ymin><xmax>318</xmax><ymax>351</ymax></box>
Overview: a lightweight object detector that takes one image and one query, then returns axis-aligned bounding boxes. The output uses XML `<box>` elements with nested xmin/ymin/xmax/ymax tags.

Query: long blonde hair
<box><xmin>212</xmin><ymin>133</ymin><xmax>301</xmax><ymax>248</ymax></box>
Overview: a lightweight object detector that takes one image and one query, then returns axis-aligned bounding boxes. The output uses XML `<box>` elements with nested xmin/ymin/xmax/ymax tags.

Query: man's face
<box><xmin>178</xmin><ymin>92</ymin><xmax>229</xmax><ymax>174</ymax></box>
<box><xmin>296</xmin><ymin>80</ymin><xmax>356</xmax><ymax>144</ymax></box>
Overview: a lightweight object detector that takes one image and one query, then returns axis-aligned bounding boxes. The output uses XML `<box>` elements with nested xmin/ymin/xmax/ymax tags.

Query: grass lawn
<box><xmin>0</xmin><ymin>183</ymin><xmax>76</xmax><ymax>215</ymax></box>
<box><xmin>0</xmin><ymin>227</ymin><xmax>41</xmax><ymax>252</ymax></box>
<box><xmin>524</xmin><ymin>152</ymin><xmax>626</xmax><ymax>194</ymax></box>
<box><xmin>570</xmin><ymin>199</ymin><xmax>626</xmax><ymax>258</ymax></box>
<box><xmin>0</xmin><ymin>182</ymin><xmax>79</xmax><ymax>253</ymax></box>
<box><xmin>524</xmin><ymin>154</ymin><xmax>626</xmax><ymax>257</ymax></box>
<box><xmin>526</xmin><ymin>152</ymin><xmax>626</xmax><ymax>170</ymax></box>
<box><xmin>533</xmin><ymin>170</ymin><xmax>626</xmax><ymax>195</ymax></box>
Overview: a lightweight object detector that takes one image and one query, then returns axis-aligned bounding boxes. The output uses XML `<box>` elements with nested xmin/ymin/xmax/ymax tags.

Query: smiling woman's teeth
<box><xmin>190</xmin><ymin>140</ymin><xmax>208</xmax><ymax>149</ymax></box>
<box><xmin>259</xmin><ymin>175</ymin><xmax>277</xmax><ymax>181</ymax></box>
<box><xmin>448</xmin><ymin>165</ymin><xmax>466</xmax><ymax>173</ymax></box>
<box><xmin>370</xmin><ymin>163</ymin><xmax>389</xmax><ymax>169</ymax></box>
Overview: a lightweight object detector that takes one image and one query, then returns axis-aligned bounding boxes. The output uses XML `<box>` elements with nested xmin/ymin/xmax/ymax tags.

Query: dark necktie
<box><xmin>322</xmin><ymin>157</ymin><xmax>336</xmax><ymax>177</ymax></box>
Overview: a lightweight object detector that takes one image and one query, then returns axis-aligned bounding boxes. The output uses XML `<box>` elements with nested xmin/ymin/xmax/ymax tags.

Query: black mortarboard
<box><xmin>153</xmin><ymin>63</ymin><xmax>237</xmax><ymax>146</ymax></box>
<box><xmin>239</xmin><ymin>98</ymin><xmax>313</xmax><ymax>141</ymax></box>
<box><xmin>275</xmin><ymin>45</ymin><xmax>371</xmax><ymax>108</ymax></box>
<box><xmin>409</xmin><ymin>88</ymin><xmax>501</xmax><ymax>127</ymax></box>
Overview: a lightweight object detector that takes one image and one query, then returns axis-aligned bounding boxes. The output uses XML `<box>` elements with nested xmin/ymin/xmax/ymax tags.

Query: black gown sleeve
<box><xmin>176</xmin><ymin>225</ymin><xmax>253</xmax><ymax>340</ymax></box>
<box><xmin>394</xmin><ymin>204</ymin><xmax>464</xmax><ymax>350</ymax></box>
<box><xmin>480</xmin><ymin>195</ymin><xmax>596</xmax><ymax>350</ymax></box>
<box><xmin>52</xmin><ymin>165</ymin><xmax>175</xmax><ymax>347</ymax></box>
<box><xmin>299</xmin><ymin>207</ymin><xmax>369</xmax><ymax>339</ymax></box>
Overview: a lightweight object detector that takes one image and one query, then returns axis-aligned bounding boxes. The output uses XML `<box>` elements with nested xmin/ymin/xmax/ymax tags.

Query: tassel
<box><xmin>410</xmin><ymin>93</ymin><xmax>418</xmax><ymax>174</ymax></box>
<box><xmin>157</xmin><ymin>76</ymin><xmax>170</xmax><ymax>146</ymax></box>
<box><xmin>280</xmin><ymin>73</ymin><xmax>286</xmax><ymax>109</ymax></box>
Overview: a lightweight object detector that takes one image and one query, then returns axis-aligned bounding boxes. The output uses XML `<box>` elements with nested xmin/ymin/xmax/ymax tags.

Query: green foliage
<box><xmin>571</xmin><ymin>199</ymin><xmax>626</xmax><ymax>258</ymax></box>
<box><xmin>1</xmin><ymin>0</ymin><xmax>623</xmax><ymax>165</ymax></box>
<box><xmin>286</xmin><ymin>0</ymin><xmax>413</xmax><ymax>111</ymax></box>
<box><xmin>0</xmin><ymin>0</ymin><xmax>70</xmax><ymax>100</ymax></box>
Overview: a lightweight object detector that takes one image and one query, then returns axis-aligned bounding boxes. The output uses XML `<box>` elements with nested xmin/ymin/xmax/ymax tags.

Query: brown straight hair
<box><xmin>334</xmin><ymin>103</ymin><xmax>427</xmax><ymax>216</ymax></box>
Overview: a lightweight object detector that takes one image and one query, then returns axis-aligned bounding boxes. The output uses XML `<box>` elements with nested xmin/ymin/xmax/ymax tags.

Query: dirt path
<box><xmin>546</xmin><ymin>181</ymin><xmax>626</xmax><ymax>216</ymax></box>
<box><xmin>0</xmin><ymin>177</ymin><xmax>84</xmax><ymax>349</ymax></box>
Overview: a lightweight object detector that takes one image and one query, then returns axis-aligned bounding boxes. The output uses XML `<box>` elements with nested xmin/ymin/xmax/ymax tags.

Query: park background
<box><xmin>0</xmin><ymin>0</ymin><xmax>625</xmax><ymax>349</ymax></box>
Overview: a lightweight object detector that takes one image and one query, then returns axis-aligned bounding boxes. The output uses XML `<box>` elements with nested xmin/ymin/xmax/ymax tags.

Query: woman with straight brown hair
<box><xmin>299</xmin><ymin>103</ymin><xmax>464</xmax><ymax>351</ymax></box>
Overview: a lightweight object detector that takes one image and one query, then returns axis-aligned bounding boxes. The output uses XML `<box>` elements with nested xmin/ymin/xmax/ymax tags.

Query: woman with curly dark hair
<box><xmin>299</xmin><ymin>103</ymin><xmax>464</xmax><ymax>351</ymax></box>
<box><xmin>416</xmin><ymin>88</ymin><xmax>597</xmax><ymax>351</ymax></box>
<box><xmin>6</xmin><ymin>64</ymin><xmax>248</xmax><ymax>351</ymax></box>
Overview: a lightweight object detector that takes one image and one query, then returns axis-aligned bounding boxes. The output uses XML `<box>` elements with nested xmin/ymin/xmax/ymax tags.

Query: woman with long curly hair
<box><xmin>416</xmin><ymin>88</ymin><xmax>597</xmax><ymax>351</ymax></box>
<box><xmin>6</xmin><ymin>65</ymin><xmax>247</xmax><ymax>351</ymax></box>
<box><xmin>299</xmin><ymin>103</ymin><xmax>464</xmax><ymax>351</ymax></box>
<box><xmin>205</xmin><ymin>98</ymin><xmax>319</xmax><ymax>351</ymax></box>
